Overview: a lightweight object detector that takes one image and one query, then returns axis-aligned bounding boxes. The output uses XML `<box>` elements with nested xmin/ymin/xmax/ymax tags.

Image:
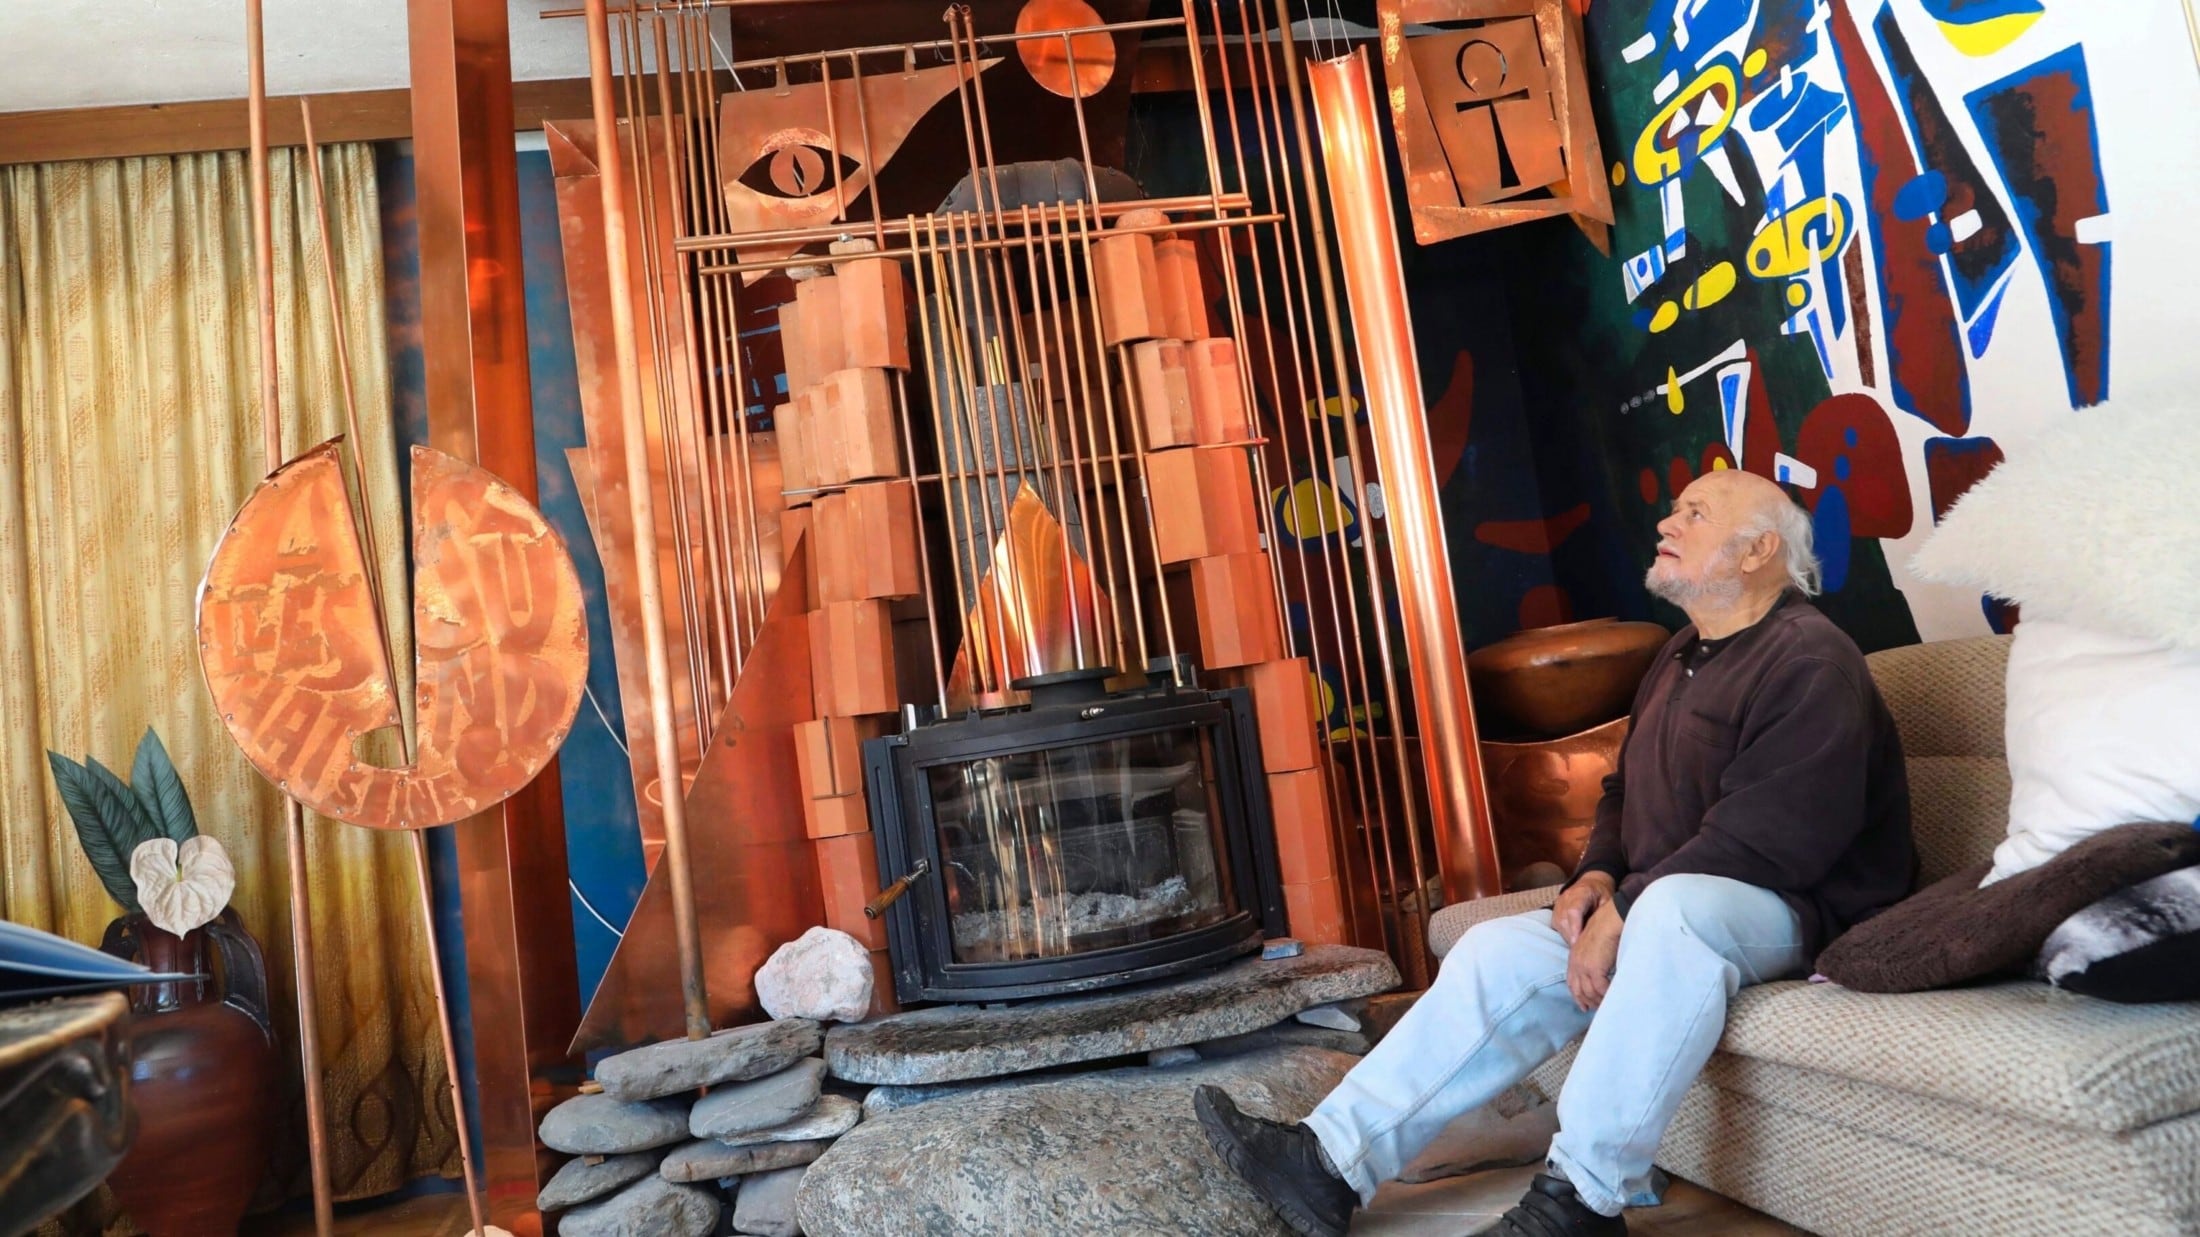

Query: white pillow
<box><xmin>1908</xmin><ymin>402</ymin><xmax>2200</xmax><ymax>650</ymax></box>
<box><xmin>1984</xmin><ymin>619</ymin><xmax>2200</xmax><ymax>885</ymax></box>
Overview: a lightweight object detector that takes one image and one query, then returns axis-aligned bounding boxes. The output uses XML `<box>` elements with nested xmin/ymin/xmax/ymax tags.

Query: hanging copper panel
<box><xmin>196</xmin><ymin>441</ymin><xmax>589</xmax><ymax>830</ymax></box>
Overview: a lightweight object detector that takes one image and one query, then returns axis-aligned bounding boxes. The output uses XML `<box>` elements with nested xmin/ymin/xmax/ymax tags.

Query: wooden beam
<box><xmin>0</xmin><ymin>78</ymin><xmax>596</xmax><ymax>166</ymax></box>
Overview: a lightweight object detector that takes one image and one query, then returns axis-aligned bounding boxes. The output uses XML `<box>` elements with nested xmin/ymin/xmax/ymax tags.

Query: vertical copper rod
<box><xmin>245</xmin><ymin>4</ymin><xmax>335</xmax><ymax>1232</ymax></box>
<box><xmin>585</xmin><ymin>0</ymin><xmax>712</xmax><ymax>1039</ymax></box>
<box><xmin>890</xmin><ymin>368</ymin><xmax>952</xmax><ymax>712</ymax></box>
<box><xmin>934</xmin><ymin>212</ymin><xmax>1023</xmax><ymax>689</ymax></box>
<box><xmin>655</xmin><ymin>16</ymin><xmax>738</xmax><ymax>711</ymax></box>
<box><xmin>907</xmin><ymin>219</ymin><xmax>984</xmax><ymax>700</ymax></box>
<box><xmin>1239</xmin><ymin>0</ymin><xmax>1392</xmax><ymax>954</ymax></box>
<box><xmin>1039</xmin><ymin>204</ymin><xmax>1131</xmax><ymax>674</ymax></box>
<box><xmin>1307</xmin><ymin>49</ymin><xmax>1500</xmax><ymax>905</ymax></box>
<box><xmin>408</xmin><ymin>833</ymin><xmax>488</xmax><ymax>1236</ymax></box>
<box><xmin>1015</xmin><ymin>204</ymin><xmax>1090</xmax><ymax>668</ymax></box>
<box><xmin>921</xmin><ymin>214</ymin><xmax>1004</xmax><ymax>694</ymax></box>
<box><xmin>1273</xmin><ymin>8</ymin><xmax>1427</xmax><ymax>954</ymax></box>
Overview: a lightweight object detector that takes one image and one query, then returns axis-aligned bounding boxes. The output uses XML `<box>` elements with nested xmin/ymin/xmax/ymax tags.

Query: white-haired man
<box><xmin>1197</xmin><ymin>470</ymin><xmax>1915</xmax><ymax>1237</ymax></box>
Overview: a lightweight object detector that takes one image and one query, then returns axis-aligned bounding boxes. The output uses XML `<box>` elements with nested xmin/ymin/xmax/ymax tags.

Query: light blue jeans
<box><xmin>1302</xmin><ymin>874</ymin><xmax>1807</xmax><ymax>1217</ymax></box>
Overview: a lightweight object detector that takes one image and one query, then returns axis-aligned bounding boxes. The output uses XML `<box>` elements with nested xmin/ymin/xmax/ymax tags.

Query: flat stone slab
<box><xmin>660</xmin><ymin>1136</ymin><xmax>832</xmax><ymax>1183</ymax></box>
<box><xmin>796</xmin><ymin>1044</ymin><xmax>1355</xmax><ymax>1236</ymax></box>
<box><xmin>558</xmin><ymin>1174</ymin><xmax>720</xmax><ymax>1236</ymax></box>
<box><xmin>824</xmin><ymin>945</ymin><xmax>1398</xmax><ymax>1085</ymax></box>
<box><xmin>597</xmin><ymin>1018</ymin><xmax>822</xmax><ymax>1102</ymax></box>
<box><xmin>540</xmin><ymin>1094</ymin><xmax>693</xmax><ymax>1156</ymax></box>
<box><xmin>688</xmin><ymin>1058</ymin><xmax>826</xmax><ymax>1140</ymax></box>
<box><xmin>733</xmin><ymin>1165</ymin><xmax>808</xmax><ymax>1237</ymax></box>
<box><xmin>539</xmin><ymin>1151</ymin><xmax>661</xmax><ymax>1211</ymax></box>
<box><xmin>719</xmin><ymin>1093</ymin><xmax>860</xmax><ymax>1148</ymax></box>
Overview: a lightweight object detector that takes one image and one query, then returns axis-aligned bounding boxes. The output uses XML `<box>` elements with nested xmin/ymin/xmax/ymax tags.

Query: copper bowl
<box><xmin>1468</xmin><ymin>618</ymin><xmax>1668</xmax><ymax>740</ymax></box>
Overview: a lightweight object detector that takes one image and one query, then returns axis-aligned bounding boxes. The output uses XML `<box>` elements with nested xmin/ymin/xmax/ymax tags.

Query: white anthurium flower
<box><xmin>130</xmin><ymin>835</ymin><xmax>236</xmax><ymax>937</ymax></box>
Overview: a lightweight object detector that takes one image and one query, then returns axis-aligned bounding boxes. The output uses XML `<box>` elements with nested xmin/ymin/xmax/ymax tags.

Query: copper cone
<box><xmin>946</xmin><ymin>484</ymin><xmax>1113</xmax><ymax>712</ymax></box>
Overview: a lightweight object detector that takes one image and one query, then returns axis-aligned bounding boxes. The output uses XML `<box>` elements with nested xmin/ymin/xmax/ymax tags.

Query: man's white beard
<box><xmin>1645</xmin><ymin>543</ymin><xmax>1746</xmax><ymax>610</ymax></box>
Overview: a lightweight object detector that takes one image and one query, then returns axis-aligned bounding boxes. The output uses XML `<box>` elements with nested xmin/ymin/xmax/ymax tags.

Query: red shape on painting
<box><xmin>1427</xmin><ymin>350</ymin><xmax>1477</xmax><ymax>487</ymax></box>
<box><xmin>1667</xmin><ymin>457</ymin><xmax>1694</xmax><ymax>503</ymax></box>
<box><xmin>1923</xmin><ymin>435</ymin><xmax>2004</xmax><ymax>523</ymax></box>
<box><xmin>1476</xmin><ymin>502</ymin><xmax>1591</xmax><ymax>554</ymax></box>
<box><xmin>1519</xmin><ymin>583</ymin><xmax>1576</xmax><ymax>629</ymax></box>
<box><xmin>1639</xmin><ymin>467</ymin><xmax>1661</xmax><ymax>505</ymax></box>
<box><xmin>1828</xmin><ymin>0</ymin><xmax>1969</xmax><ymax>436</ymax></box>
<box><xmin>1795</xmin><ymin>393</ymin><xmax>1911</xmax><ymax>538</ymax></box>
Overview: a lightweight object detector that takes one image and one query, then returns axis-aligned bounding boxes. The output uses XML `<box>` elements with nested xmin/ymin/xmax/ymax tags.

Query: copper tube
<box><xmin>1307</xmin><ymin>49</ymin><xmax>1500</xmax><ymax>905</ymax></box>
<box><xmin>409</xmin><ymin>832</ymin><xmax>487</xmax><ymax>1236</ymax></box>
<box><xmin>675</xmin><ymin>194</ymin><xmax>1255</xmax><ymax>254</ymax></box>
<box><xmin>890</xmin><ymin>367</ymin><xmax>952</xmax><ymax>713</ymax></box>
<box><xmin>694</xmin><ymin>210</ymin><xmax>1288</xmax><ymax>277</ymax></box>
<box><xmin>537</xmin><ymin>6</ymin><xmax>1184</xmax><ymax>52</ymax></box>
<box><xmin>938</xmin><ymin>208</ymin><xmax>1029</xmax><ymax>685</ymax></box>
<box><xmin>1037</xmin><ymin>204</ymin><xmax>1131</xmax><ymax>674</ymax></box>
<box><xmin>907</xmin><ymin>219</ymin><xmax>985</xmax><ymax>696</ymax></box>
<box><xmin>1014</xmin><ymin>205</ymin><xmax>1086</xmax><ymax>669</ymax></box>
<box><xmin>585</xmin><ymin>0</ymin><xmax>712</xmax><ymax>1039</ymax></box>
<box><xmin>245</xmin><ymin>4</ymin><xmax>335</xmax><ymax>1231</ymax></box>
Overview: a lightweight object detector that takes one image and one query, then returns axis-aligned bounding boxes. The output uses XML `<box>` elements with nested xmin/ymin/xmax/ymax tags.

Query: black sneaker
<box><xmin>1193</xmin><ymin>1084</ymin><xmax>1358</xmax><ymax>1237</ymax></box>
<box><xmin>1493</xmin><ymin>1173</ymin><xmax>1629</xmax><ymax>1237</ymax></box>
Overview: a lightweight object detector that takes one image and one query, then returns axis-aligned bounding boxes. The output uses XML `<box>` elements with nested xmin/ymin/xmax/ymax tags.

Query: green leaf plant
<box><xmin>48</xmin><ymin>728</ymin><xmax>201</xmax><ymax>914</ymax></box>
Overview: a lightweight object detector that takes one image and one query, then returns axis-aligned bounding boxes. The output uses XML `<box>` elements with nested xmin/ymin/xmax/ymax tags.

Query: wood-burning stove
<box><xmin>864</xmin><ymin>675</ymin><xmax>1287</xmax><ymax>1005</ymax></box>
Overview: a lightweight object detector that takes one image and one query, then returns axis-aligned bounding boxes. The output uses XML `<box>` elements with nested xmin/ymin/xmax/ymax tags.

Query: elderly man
<box><xmin>1197</xmin><ymin>470</ymin><xmax>1914</xmax><ymax>1237</ymax></box>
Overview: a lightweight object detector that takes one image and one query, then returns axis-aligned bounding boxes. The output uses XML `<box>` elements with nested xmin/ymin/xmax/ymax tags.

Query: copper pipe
<box><xmin>1307</xmin><ymin>50</ymin><xmax>1500</xmax><ymax>905</ymax></box>
<box><xmin>1037</xmin><ymin>204</ymin><xmax>1131</xmax><ymax>674</ymax></box>
<box><xmin>537</xmin><ymin>6</ymin><xmax>1183</xmax><ymax>51</ymax></box>
<box><xmin>1015</xmin><ymin>204</ymin><xmax>1088</xmax><ymax>670</ymax></box>
<box><xmin>245</xmin><ymin>4</ymin><xmax>335</xmax><ymax>1231</ymax></box>
<box><xmin>907</xmin><ymin>219</ymin><xmax>985</xmax><ymax>697</ymax></box>
<box><xmin>585</xmin><ymin>0</ymin><xmax>712</xmax><ymax>1039</ymax></box>
<box><xmin>409</xmin><ymin>833</ymin><xmax>487</xmax><ymax>1236</ymax></box>
<box><xmin>890</xmin><ymin>367</ymin><xmax>952</xmax><ymax>713</ymax></box>
<box><xmin>675</xmin><ymin>194</ymin><xmax>1256</xmax><ymax>254</ymax></box>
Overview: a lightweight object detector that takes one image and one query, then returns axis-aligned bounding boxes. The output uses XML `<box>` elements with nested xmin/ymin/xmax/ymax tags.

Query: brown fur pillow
<box><xmin>1816</xmin><ymin>823</ymin><xmax>2200</xmax><ymax>993</ymax></box>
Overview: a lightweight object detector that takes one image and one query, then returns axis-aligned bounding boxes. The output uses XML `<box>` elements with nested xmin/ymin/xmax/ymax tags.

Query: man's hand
<box><xmin>1566</xmin><ymin>900</ymin><xmax>1624</xmax><ymax>1012</ymax></box>
<box><xmin>1551</xmin><ymin>871</ymin><xmax>1614</xmax><ymax>945</ymax></box>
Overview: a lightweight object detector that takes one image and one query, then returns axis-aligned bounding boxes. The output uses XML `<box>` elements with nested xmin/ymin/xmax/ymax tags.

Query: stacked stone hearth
<box><xmin>537</xmin><ymin>1017</ymin><xmax>851</xmax><ymax>1237</ymax></box>
<box><xmin>537</xmin><ymin>937</ymin><xmax>1405</xmax><ymax>1236</ymax></box>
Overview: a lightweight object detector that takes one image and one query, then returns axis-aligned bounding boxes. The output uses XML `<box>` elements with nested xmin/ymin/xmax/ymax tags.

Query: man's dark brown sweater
<box><xmin>1571</xmin><ymin>594</ymin><xmax>1916</xmax><ymax>958</ymax></box>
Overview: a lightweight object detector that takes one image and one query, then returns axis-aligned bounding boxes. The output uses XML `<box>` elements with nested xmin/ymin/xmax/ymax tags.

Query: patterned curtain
<box><xmin>0</xmin><ymin>144</ymin><xmax>456</xmax><ymax>1217</ymax></box>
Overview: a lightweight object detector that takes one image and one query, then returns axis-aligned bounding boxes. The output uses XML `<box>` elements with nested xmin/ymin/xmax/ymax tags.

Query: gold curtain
<box><xmin>0</xmin><ymin>144</ymin><xmax>456</xmax><ymax>1209</ymax></box>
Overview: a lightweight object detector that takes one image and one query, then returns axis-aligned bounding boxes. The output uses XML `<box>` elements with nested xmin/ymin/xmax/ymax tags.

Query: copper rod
<box><xmin>1038</xmin><ymin>204</ymin><xmax>1131</xmax><ymax>674</ymax></box>
<box><xmin>840</xmin><ymin>50</ymin><xmax>890</xmax><ymax>252</ymax></box>
<box><xmin>1240</xmin><ymin>0</ymin><xmax>1391</xmax><ymax>955</ymax></box>
<box><xmin>890</xmin><ymin>367</ymin><xmax>952</xmax><ymax>713</ymax></box>
<box><xmin>1015</xmin><ymin>204</ymin><xmax>1088</xmax><ymax>670</ymax></box>
<box><xmin>1308</xmin><ymin>49</ymin><xmax>1499</xmax><ymax>906</ymax></box>
<box><xmin>675</xmin><ymin>194</ymin><xmax>1256</xmax><ymax>254</ymax></box>
<box><xmin>585</xmin><ymin>0</ymin><xmax>712</xmax><ymax>1039</ymax></box>
<box><xmin>619</xmin><ymin>12</ymin><xmax>715</xmax><ymax>736</ymax></box>
<box><xmin>246</xmin><ymin>3</ymin><xmax>335</xmax><ymax>1231</ymax></box>
<box><xmin>407</xmin><ymin>833</ymin><xmax>487</xmax><ymax>1236</ymax></box>
<box><xmin>655</xmin><ymin>17</ymin><xmax>739</xmax><ymax>711</ymax></box>
<box><xmin>788</xmin><ymin>437</ymin><xmax>1268</xmax><ymax>497</ymax></box>
<box><xmin>923</xmin><ymin>213</ymin><xmax>1012</xmax><ymax>694</ymax></box>
<box><xmin>1062</xmin><ymin>202</ymin><xmax>1154</xmax><ymax>676</ymax></box>
<box><xmin>907</xmin><ymin>219</ymin><xmax>984</xmax><ymax>699</ymax></box>
<box><xmin>1274</xmin><ymin>8</ymin><xmax>1426</xmax><ymax>954</ymax></box>
<box><xmin>537</xmin><ymin>6</ymin><xmax>1183</xmax><ymax>51</ymax></box>
<box><xmin>954</xmin><ymin>6</ymin><xmax>1062</xmax><ymax>676</ymax></box>
<box><xmin>941</xmin><ymin>205</ymin><xmax>1031</xmax><ymax>684</ymax></box>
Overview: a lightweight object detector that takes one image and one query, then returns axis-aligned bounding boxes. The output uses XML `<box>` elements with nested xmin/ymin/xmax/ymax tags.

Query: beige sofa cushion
<box><xmin>1718</xmin><ymin>980</ymin><xmax>2200</xmax><ymax>1134</ymax></box>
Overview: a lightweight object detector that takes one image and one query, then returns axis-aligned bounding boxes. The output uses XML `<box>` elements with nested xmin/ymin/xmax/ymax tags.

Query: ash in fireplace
<box><xmin>952</xmin><ymin>875</ymin><xmax>1207</xmax><ymax>960</ymax></box>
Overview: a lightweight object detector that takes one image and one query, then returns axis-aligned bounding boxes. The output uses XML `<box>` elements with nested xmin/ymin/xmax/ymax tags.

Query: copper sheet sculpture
<box><xmin>542</xmin><ymin>0</ymin><xmax>1491</xmax><ymax>1024</ymax></box>
<box><xmin>1376</xmin><ymin>0</ymin><xmax>1613</xmax><ymax>246</ymax></box>
<box><xmin>1482</xmin><ymin>716</ymin><xmax>1628</xmax><ymax>887</ymax></box>
<box><xmin>1309</xmin><ymin>47</ymin><xmax>1503</xmax><ymax>905</ymax></box>
<box><xmin>198</xmin><ymin>442</ymin><xmax>588</xmax><ymax>829</ymax></box>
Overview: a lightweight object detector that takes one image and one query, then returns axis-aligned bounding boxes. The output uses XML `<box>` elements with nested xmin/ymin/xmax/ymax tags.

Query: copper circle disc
<box><xmin>1016</xmin><ymin>0</ymin><xmax>1116</xmax><ymax>100</ymax></box>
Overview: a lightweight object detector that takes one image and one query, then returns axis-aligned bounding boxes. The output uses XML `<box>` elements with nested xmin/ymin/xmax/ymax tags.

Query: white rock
<box><xmin>1147</xmin><ymin>1046</ymin><xmax>1200</xmax><ymax>1067</ymax></box>
<box><xmin>756</xmin><ymin>926</ymin><xmax>875</xmax><ymax>1024</ymax></box>
<box><xmin>1295</xmin><ymin>1003</ymin><xmax>1362</xmax><ymax>1032</ymax></box>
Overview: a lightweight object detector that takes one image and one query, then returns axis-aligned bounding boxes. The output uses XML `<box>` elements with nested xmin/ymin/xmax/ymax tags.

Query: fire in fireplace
<box><xmin>864</xmin><ymin>675</ymin><xmax>1287</xmax><ymax>1005</ymax></box>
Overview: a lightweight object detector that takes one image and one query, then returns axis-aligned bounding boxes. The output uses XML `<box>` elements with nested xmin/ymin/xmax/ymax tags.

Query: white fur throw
<box><xmin>1908</xmin><ymin>402</ymin><xmax>2200</xmax><ymax>650</ymax></box>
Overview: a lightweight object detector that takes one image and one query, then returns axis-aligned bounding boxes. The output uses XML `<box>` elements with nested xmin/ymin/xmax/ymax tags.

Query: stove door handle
<box><xmin>864</xmin><ymin>858</ymin><xmax>932</xmax><ymax>920</ymax></box>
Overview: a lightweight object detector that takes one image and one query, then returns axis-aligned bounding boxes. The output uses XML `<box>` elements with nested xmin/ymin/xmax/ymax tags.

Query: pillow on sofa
<box><xmin>2037</xmin><ymin>865</ymin><xmax>2200</xmax><ymax>1004</ymax></box>
<box><xmin>1983</xmin><ymin>620</ymin><xmax>2200</xmax><ymax>884</ymax></box>
<box><xmin>1908</xmin><ymin>401</ymin><xmax>2200</xmax><ymax>650</ymax></box>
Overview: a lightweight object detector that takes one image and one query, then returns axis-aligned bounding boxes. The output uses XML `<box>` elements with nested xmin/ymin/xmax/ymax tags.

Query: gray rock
<box><xmin>795</xmin><ymin>1045</ymin><xmax>1354</xmax><ymax>1236</ymax></box>
<box><xmin>1149</xmin><ymin>1046</ymin><xmax>1202</xmax><ymax>1067</ymax></box>
<box><xmin>1295</xmin><ymin>1001</ymin><xmax>1363</xmax><ymax>1032</ymax></box>
<box><xmin>824</xmin><ymin>945</ymin><xmax>1399</xmax><ymax>1085</ymax></box>
<box><xmin>539</xmin><ymin>1093</ymin><xmax>693</xmax><ymax>1156</ymax></box>
<box><xmin>720</xmin><ymin>1093</ymin><xmax>860</xmax><ymax>1148</ymax></box>
<box><xmin>558</xmin><ymin>1174</ymin><xmax>720</xmax><ymax>1236</ymax></box>
<box><xmin>756</xmin><ymin>926</ymin><xmax>874</xmax><ymax>1024</ymax></box>
<box><xmin>1198</xmin><ymin>1021</ymin><xmax>1369</xmax><ymax>1059</ymax></box>
<box><xmin>539</xmin><ymin>1151</ymin><xmax>662</xmax><ymax>1211</ymax></box>
<box><xmin>661</xmin><ymin>1137</ymin><xmax>832</xmax><ymax>1183</ymax></box>
<box><xmin>733</xmin><ymin>1165</ymin><xmax>808</xmax><ymax>1237</ymax></box>
<box><xmin>597</xmin><ymin>1019</ymin><xmax>824</xmax><ymax>1102</ymax></box>
<box><xmin>689</xmin><ymin>1058</ymin><xmax>827</xmax><ymax>1140</ymax></box>
<box><xmin>859</xmin><ymin>1077</ymin><xmax>1030</xmax><ymax>1119</ymax></box>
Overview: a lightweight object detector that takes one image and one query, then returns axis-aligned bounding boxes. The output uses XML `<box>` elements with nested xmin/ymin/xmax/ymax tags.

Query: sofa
<box><xmin>1426</xmin><ymin>635</ymin><xmax>2200</xmax><ymax>1235</ymax></box>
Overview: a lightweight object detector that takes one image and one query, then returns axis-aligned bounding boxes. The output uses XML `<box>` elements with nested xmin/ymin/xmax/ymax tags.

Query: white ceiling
<box><xmin>0</xmin><ymin>1</ymin><xmax>610</xmax><ymax>112</ymax></box>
